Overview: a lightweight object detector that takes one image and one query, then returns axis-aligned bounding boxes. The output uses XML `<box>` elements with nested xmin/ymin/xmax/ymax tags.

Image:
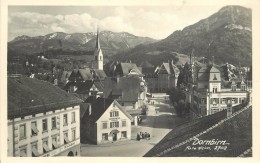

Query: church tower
<box><xmin>93</xmin><ymin>27</ymin><xmax>103</xmax><ymax>70</ymax></box>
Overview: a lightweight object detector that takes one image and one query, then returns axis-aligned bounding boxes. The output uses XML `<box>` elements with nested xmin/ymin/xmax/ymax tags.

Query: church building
<box><xmin>92</xmin><ymin>27</ymin><xmax>103</xmax><ymax>70</ymax></box>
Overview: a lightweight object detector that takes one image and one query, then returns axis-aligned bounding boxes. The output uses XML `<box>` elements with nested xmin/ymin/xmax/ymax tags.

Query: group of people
<box><xmin>136</xmin><ymin>131</ymin><xmax>150</xmax><ymax>141</ymax></box>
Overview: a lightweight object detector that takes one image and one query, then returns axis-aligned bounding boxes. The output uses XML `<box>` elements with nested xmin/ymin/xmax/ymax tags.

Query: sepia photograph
<box><xmin>1</xmin><ymin>0</ymin><xmax>259</xmax><ymax>161</ymax></box>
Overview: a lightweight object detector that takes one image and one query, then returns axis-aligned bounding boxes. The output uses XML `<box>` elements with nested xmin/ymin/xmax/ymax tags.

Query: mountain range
<box><xmin>8</xmin><ymin>31</ymin><xmax>157</xmax><ymax>57</ymax></box>
<box><xmin>8</xmin><ymin>5</ymin><xmax>252</xmax><ymax>67</ymax></box>
<box><xmin>112</xmin><ymin>5</ymin><xmax>252</xmax><ymax>66</ymax></box>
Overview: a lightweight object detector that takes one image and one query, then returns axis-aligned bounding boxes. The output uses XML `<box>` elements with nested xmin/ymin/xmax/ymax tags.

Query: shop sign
<box><xmin>41</xmin><ymin>139</ymin><xmax>80</xmax><ymax>157</ymax></box>
<box><xmin>109</xmin><ymin>117</ymin><xmax>120</xmax><ymax>121</ymax></box>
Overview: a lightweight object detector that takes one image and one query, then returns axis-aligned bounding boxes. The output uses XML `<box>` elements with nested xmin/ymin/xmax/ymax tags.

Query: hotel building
<box><xmin>8</xmin><ymin>77</ymin><xmax>82</xmax><ymax>157</ymax></box>
<box><xmin>187</xmin><ymin>64</ymin><xmax>251</xmax><ymax>118</ymax></box>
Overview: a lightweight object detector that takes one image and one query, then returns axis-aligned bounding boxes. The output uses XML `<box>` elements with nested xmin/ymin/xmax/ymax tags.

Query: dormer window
<box><xmin>241</xmin><ymin>85</ymin><xmax>246</xmax><ymax>91</ymax></box>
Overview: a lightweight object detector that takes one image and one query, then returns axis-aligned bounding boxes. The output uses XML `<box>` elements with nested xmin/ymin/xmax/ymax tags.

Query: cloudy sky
<box><xmin>8</xmin><ymin>5</ymin><xmax>250</xmax><ymax>41</ymax></box>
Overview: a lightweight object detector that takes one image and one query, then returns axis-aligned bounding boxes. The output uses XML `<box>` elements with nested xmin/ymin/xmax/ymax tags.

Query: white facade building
<box><xmin>81</xmin><ymin>98</ymin><xmax>132</xmax><ymax>144</ymax></box>
<box><xmin>8</xmin><ymin>77</ymin><xmax>82</xmax><ymax>157</ymax></box>
<box><xmin>187</xmin><ymin>65</ymin><xmax>251</xmax><ymax>118</ymax></box>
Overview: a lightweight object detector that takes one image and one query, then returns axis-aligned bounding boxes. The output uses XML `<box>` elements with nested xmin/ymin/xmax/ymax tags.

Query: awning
<box><xmin>64</xmin><ymin>137</ymin><xmax>70</xmax><ymax>144</ymax></box>
<box><xmin>32</xmin><ymin>147</ymin><xmax>40</xmax><ymax>157</ymax></box>
<box><xmin>52</xmin><ymin>140</ymin><xmax>58</xmax><ymax>149</ymax></box>
<box><xmin>31</xmin><ymin>125</ymin><xmax>39</xmax><ymax>133</ymax></box>
<box><xmin>43</xmin><ymin>144</ymin><xmax>49</xmax><ymax>152</ymax></box>
<box><xmin>109</xmin><ymin>129</ymin><xmax>120</xmax><ymax>136</ymax></box>
<box><xmin>20</xmin><ymin>150</ymin><xmax>27</xmax><ymax>157</ymax></box>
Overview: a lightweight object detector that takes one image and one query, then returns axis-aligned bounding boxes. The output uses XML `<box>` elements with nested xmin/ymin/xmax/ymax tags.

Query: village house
<box><xmin>57</xmin><ymin>70</ymin><xmax>72</xmax><ymax>87</ymax></box>
<box><xmin>187</xmin><ymin>64</ymin><xmax>251</xmax><ymax>118</ymax></box>
<box><xmin>8</xmin><ymin>77</ymin><xmax>82</xmax><ymax>157</ymax></box>
<box><xmin>139</xmin><ymin>60</ymin><xmax>180</xmax><ymax>93</ymax></box>
<box><xmin>81</xmin><ymin>97</ymin><xmax>133</xmax><ymax>144</ymax></box>
<box><xmin>114</xmin><ymin>62</ymin><xmax>143</xmax><ymax>77</ymax></box>
<box><xmin>68</xmin><ymin>68</ymin><xmax>107</xmax><ymax>83</ymax></box>
<box><xmin>103</xmin><ymin>75</ymin><xmax>147</xmax><ymax>125</ymax></box>
<box><xmin>64</xmin><ymin>80</ymin><xmax>104</xmax><ymax>100</ymax></box>
<box><xmin>104</xmin><ymin>76</ymin><xmax>147</xmax><ymax>110</ymax></box>
<box><xmin>138</xmin><ymin>61</ymin><xmax>157</xmax><ymax>93</ymax></box>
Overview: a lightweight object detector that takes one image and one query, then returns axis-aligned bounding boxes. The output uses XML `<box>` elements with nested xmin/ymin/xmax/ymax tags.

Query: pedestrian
<box><xmin>140</xmin><ymin>132</ymin><xmax>143</xmax><ymax>139</ymax></box>
<box><xmin>142</xmin><ymin>132</ymin><xmax>144</xmax><ymax>139</ymax></box>
<box><xmin>136</xmin><ymin>133</ymin><xmax>140</xmax><ymax>141</ymax></box>
<box><xmin>148</xmin><ymin>133</ymin><xmax>150</xmax><ymax>140</ymax></box>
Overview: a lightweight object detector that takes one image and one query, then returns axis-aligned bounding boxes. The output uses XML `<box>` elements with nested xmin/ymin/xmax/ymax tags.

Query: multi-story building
<box><xmin>64</xmin><ymin>80</ymin><xmax>104</xmax><ymax>100</ymax></box>
<box><xmin>140</xmin><ymin>60</ymin><xmax>180</xmax><ymax>93</ymax></box>
<box><xmin>68</xmin><ymin>68</ymin><xmax>107</xmax><ymax>83</ymax></box>
<box><xmin>8</xmin><ymin>77</ymin><xmax>82</xmax><ymax>157</ymax></box>
<box><xmin>104</xmin><ymin>75</ymin><xmax>147</xmax><ymax>109</ymax></box>
<box><xmin>81</xmin><ymin>97</ymin><xmax>132</xmax><ymax>144</ymax></box>
<box><xmin>187</xmin><ymin>64</ymin><xmax>251</xmax><ymax>118</ymax></box>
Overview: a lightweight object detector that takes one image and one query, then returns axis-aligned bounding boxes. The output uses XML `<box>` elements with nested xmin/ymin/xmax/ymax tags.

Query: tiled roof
<box><xmin>64</xmin><ymin>80</ymin><xmax>104</xmax><ymax>94</ymax></box>
<box><xmin>198</xmin><ymin>65</ymin><xmax>221</xmax><ymax>82</ymax></box>
<box><xmin>115</xmin><ymin>63</ymin><xmax>143</xmax><ymax>76</ymax></box>
<box><xmin>83</xmin><ymin>97</ymin><xmax>112</xmax><ymax>121</ymax></box>
<box><xmin>93</xmin><ymin>69</ymin><xmax>107</xmax><ymax>79</ymax></box>
<box><xmin>68</xmin><ymin>68</ymin><xmax>107</xmax><ymax>81</ymax></box>
<box><xmin>84</xmin><ymin>96</ymin><xmax>97</xmax><ymax>103</ymax></box>
<box><xmin>8</xmin><ymin>77</ymin><xmax>83</xmax><ymax>119</ymax></box>
<box><xmin>104</xmin><ymin>76</ymin><xmax>140</xmax><ymax>102</ymax></box>
<box><xmin>78</xmin><ymin>69</ymin><xmax>93</xmax><ymax>80</ymax></box>
<box><xmin>93</xmin><ymin>80</ymin><xmax>105</xmax><ymax>92</ymax></box>
<box><xmin>157</xmin><ymin>62</ymin><xmax>179</xmax><ymax>77</ymax></box>
<box><xmin>59</xmin><ymin>71</ymin><xmax>72</xmax><ymax>82</ymax></box>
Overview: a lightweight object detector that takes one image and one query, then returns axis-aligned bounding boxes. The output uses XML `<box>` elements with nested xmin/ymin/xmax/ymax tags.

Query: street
<box><xmin>80</xmin><ymin>93</ymin><xmax>188</xmax><ymax>157</ymax></box>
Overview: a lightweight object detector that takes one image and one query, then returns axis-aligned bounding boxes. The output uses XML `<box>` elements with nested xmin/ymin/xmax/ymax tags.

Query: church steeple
<box><xmin>92</xmin><ymin>26</ymin><xmax>103</xmax><ymax>70</ymax></box>
<box><xmin>96</xmin><ymin>27</ymin><xmax>101</xmax><ymax>50</ymax></box>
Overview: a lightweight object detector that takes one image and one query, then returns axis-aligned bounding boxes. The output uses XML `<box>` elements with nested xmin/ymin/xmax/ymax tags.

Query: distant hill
<box><xmin>8</xmin><ymin>31</ymin><xmax>157</xmax><ymax>57</ymax></box>
<box><xmin>112</xmin><ymin>5</ymin><xmax>252</xmax><ymax>66</ymax></box>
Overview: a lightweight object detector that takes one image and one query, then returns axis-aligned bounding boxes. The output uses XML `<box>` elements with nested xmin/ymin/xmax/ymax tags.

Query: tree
<box><xmin>177</xmin><ymin>62</ymin><xmax>192</xmax><ymax>88</ymax></box>
<box><xmin>168</xmin><ymin>88</ymin><xmax>187</xmax><ymax>117</ymax></box>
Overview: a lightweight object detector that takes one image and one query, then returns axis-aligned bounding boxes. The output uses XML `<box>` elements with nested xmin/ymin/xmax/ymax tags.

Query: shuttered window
<box><xmin>42</xmin><ymin>119</ymin><xmax>48</xmax><ymax>131</ymax></box>
<box><xmin>31</xmin><ymin>121</ymin><xmax>38</xmax><ymax>136</ymax></box>
<box><xmin>19</xmin><ymin>124</ymin><xmax>26</xmax><ymax>140</ymax></box>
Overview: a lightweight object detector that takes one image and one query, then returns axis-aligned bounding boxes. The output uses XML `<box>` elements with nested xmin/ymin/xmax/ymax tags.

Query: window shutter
<box><xmin>56</xmin><ymin>116</ymin><xmax>60</xmax><ymax>129</ymax></box>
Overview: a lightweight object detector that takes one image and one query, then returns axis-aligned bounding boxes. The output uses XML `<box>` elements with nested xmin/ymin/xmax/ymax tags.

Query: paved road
<box><xmin>80</xmin><ymin>93</ymin><xmax>187</xmax><ymax>157</ymax></box>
